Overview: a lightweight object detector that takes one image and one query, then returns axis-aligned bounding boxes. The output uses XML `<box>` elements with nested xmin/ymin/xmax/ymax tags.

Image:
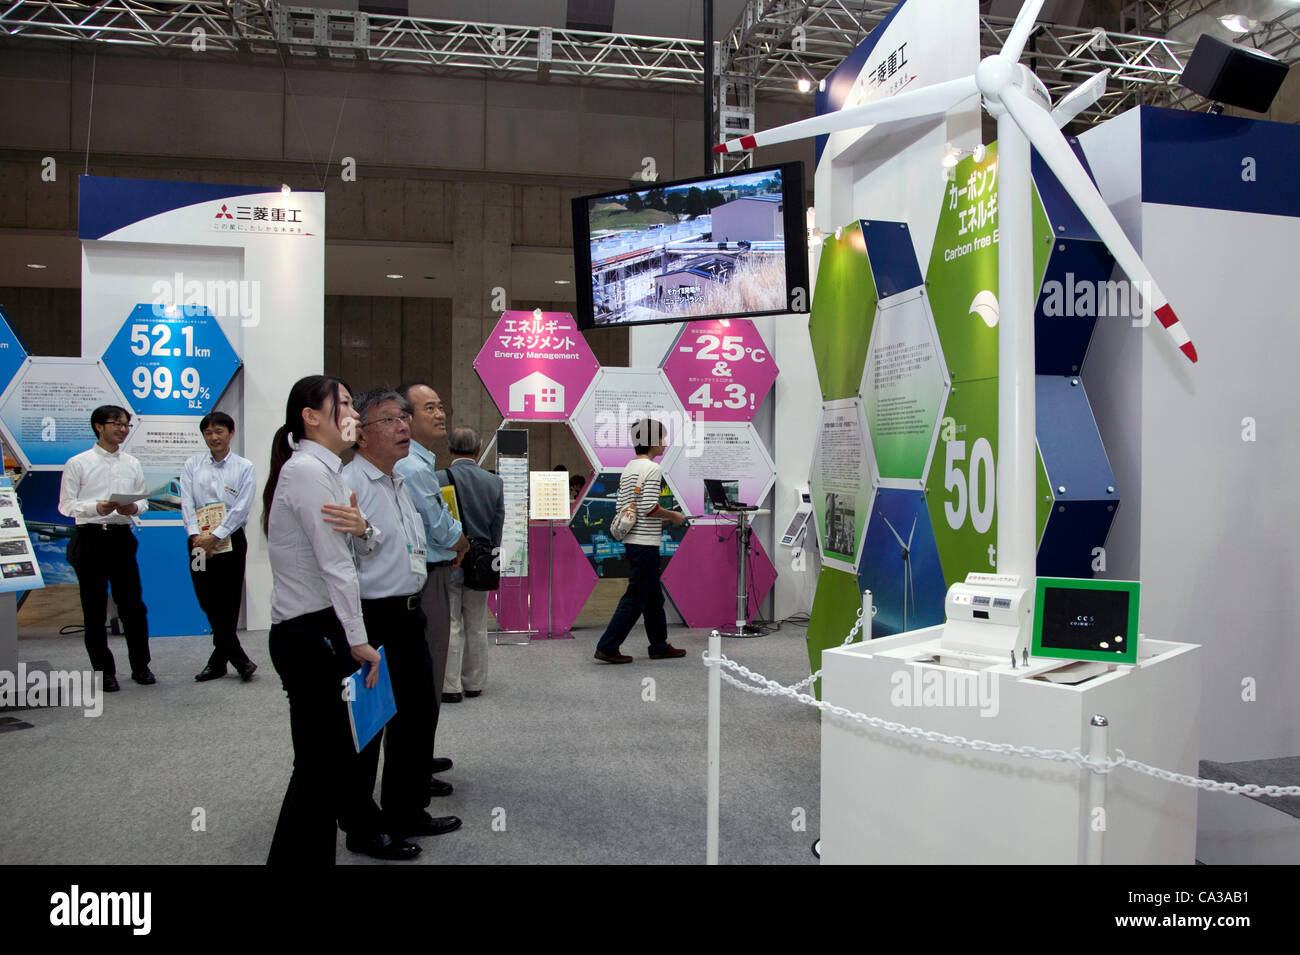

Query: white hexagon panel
<box><xmin>0</xmin><ymin>357</ymin><xmax>133</xmax><ymax>470</ymax></box>
<box><xmin>664</xmin><ymin>420</ymin><xmax>776</xmax><ymax>518</ymax></box>
<box><xmin>571</xmin><ymin>367</ymin><xmax>688</xmax><ymax>473</ymax></box>
<box><xmin>860</xmin><ymin>284</ymin><xmax>950</xmax><ymax>488</ymax></box>
<box><xmin>661</xmin><ymin>318</ymin><xmax>777</xmax><ymax>423</ymax></box>
<box><xmin>809</xmin><ymin>398</ymin><xmax>877</xmax><ymax>574</ymax></box>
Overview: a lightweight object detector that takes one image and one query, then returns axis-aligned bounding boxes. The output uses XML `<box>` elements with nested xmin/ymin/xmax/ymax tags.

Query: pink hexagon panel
<box><xmin>487</xmin><ymin>523</ymin><xmax>597</xmax><ymax>637</ymax></box>
<box><xmin>475</xmin><ymin>311</ymin><xmax>599</xmax><ymax>421</ymax></box>
<box><xmin>571</xmin><ymin>367</ymin><xmax>688</xmax><ymax>471</ymax></box>
<box><xmin>661</xmin><ymin>319</ymin><xmax>777</xmax><ymax>422</ymax></box>
<box><xmin>662</xmin><ymin>524</ymin><xmax>777</xmax><ymax>629</ymax></box>
<box><xmin>664</xmin><ymin>420</ymin><xmax>775</xmax><ymax>517</ymax></box>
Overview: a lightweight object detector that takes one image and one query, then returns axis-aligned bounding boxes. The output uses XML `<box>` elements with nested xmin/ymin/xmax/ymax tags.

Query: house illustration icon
<box><xmin>509</xmin><ymin>371</ymin><xmax>565</xmax><ymax>414</ymax></box>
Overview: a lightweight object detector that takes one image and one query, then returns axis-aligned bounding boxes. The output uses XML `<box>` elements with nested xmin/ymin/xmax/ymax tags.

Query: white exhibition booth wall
<box><xmin>80</xmin><ymin>177</ymin><xmax>324</xmax><ymax>631</ymax></box>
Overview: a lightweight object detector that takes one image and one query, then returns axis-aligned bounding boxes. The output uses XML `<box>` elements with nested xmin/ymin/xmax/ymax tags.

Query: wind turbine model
<box><xmin>716</xmin><ymin>0</ymin><xmax>1198</xmax><ymax>621</ymax></box>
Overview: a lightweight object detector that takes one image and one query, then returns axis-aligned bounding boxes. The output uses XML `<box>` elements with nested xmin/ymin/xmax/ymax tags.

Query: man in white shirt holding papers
<box><xmin>58</xmin><ymin>405</ymin><xmax>153</xmax><ymax>692</ymax></box>
<box><xmin>181</xmin><ymin>411</ymin><xmax>258</xmax><ymax>683</ymax></box>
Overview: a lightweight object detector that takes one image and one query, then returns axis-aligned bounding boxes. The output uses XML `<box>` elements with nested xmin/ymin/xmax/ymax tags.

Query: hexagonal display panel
<box><xmin>488</xmin><ymin>523</ymin><xmax>597</xmax><ymax>637</ymax></box>
<box><xmin>857</xmin><ymin>488</ymin><xmax>947</xmax><ymax>639</ymax></box>
<box><xmin>102</xmin><ymin>303</ymin><xmax>241</xmax><ymax>416</ymax></box>
<box><xmin>809</xmin><ymin>222</ymin><xmax>876</xmax><ymax>401</ymax></box>
<box><xmin>810</xmin><ymin>398</ymin><xmax>876</xmax><ymax>574</ymax></box>
<box><xmin>0</xmin><ymin>357</ymin><xmax>132</xmax><ymax>469</ymax></box>
<box><xmin>495</xmin><ymin>418</ymin><xmax>600</xmax><ymax>520</ymax></box>
<box><xmin>664</xmin><ymin>420</ymin><xmax>775</xmax><ymax>518</ymax></box>
<box><xmin>475</xmin><ymin>310</ymin><xmax>599</xmax><ymax>422</ymax></box>
<box><xmin>570</xmin><ymin>469</ymin><xmax>688</xmax><ymax>578</ymax></box>
<box><xmin>925</xmin><ymin>145</ymin><xmax>1000</xmax><ymax>385</ymax></box>
<box><xmin>662</xmin><ymin>523</ymin><xmax>777</xmax><ymax>629</ymax></box>
<box><xmin>121</xmin><ymin>414</ymin><xmax>211</xmax><ymax>520</ymax></box>
<box><xmin>0</xmin><ymin>306</ymin><xmax>31</xmax><ymax>397</ymax></box>
<box><xmin>805</xmin><ymin>566</ymin><xmax>865</xmax><ymax>698</ymax></box>
<box><xmin>862</xmin><ymin>285</ymin><xmax>949</xmax><ymax>485</ymax></box>
<box><xmin>661</xmin><ymin>318</ymin><xmax>777</xmax><ymax>422</ymax></box>
<box><xmin>571</xmin><ymin>367</ymin><xmax>687</xmax><ymax>472</ymax></box>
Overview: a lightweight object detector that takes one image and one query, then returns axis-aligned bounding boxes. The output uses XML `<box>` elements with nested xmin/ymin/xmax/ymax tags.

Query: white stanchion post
<box><xmin>1086</xmin><ymin>714</ymin><xmax>1109</xmax><ymax>865</ymax></box>
<box><xmin>707</xmin><ymin>629</ymin><xmax>721</xmax><ymax>865</ymax></box>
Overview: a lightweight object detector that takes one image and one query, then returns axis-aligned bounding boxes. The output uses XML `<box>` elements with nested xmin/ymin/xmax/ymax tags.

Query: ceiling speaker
<box><xmin>1178</xmin><ymin>33</ymin><xmax>1289</xmax><ymax>113</ymax></box>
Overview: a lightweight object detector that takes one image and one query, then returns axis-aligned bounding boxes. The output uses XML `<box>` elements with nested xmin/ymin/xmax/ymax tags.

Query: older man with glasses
<box><xmin>57</xmin><ymin>404</ymin><xmax>153</xmax><ymax>692</ymax></box>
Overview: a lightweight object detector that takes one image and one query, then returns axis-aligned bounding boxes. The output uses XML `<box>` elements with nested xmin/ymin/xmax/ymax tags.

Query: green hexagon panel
<box><xmin>925</xmin><ymin>144</ymin><xmax>1002</xmax><ymax>385</ymax></box>
<box><xmin>806</xmin><ymin>566</ymin><xmax>866</xmax><ymax>700</ymax></box>
<box><xmin>926</xmin><ymin>376</ymin><xmax>999</xmax><ymax>589</ymax></box>
<box><xmin>810</xmin><ymin>222</ymin><xmax>877</xmax><ymax>401</ymax></box>
<box><xmin>862</xmin><ymin>286</ymin><xmax>950</xmax><ymax>485</ymax></box>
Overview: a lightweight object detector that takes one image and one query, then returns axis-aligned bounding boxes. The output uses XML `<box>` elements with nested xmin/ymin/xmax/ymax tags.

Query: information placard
<box><xmin>0</xmin><ymin>477</ymin><xmax>44</xmax><ymax>593</ymax></box>
<box><xmin>498</xmin><ymin>455</ymin><xmax>529</xmax><ymax>577</ymax></box>
<box><xmin>529</xmin><ymin>471</ymin><xmax>570</xmax><ymax>520</ymax></box>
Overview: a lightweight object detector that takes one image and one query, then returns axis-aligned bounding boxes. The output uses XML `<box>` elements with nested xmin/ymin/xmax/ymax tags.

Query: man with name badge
<box><xmin>343</xmin><ymin>389</ymin><xmax>462</xmax><ymax>848</ymax></box>
<box><xmin>181</xmin><ymin>411</ymin><xmax>258</xmax><ymax>683</ymax></box>
<box><xmin>58</xmin><ymin>405</ymin><xmax>153</xmax><ymax>693</ymax></box>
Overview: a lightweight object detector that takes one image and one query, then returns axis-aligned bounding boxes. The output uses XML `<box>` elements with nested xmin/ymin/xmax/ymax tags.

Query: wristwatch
<box><xmin>360</xmin><ymin>523</ymin><xmax>375</xmax><ymax>543</ymax></box>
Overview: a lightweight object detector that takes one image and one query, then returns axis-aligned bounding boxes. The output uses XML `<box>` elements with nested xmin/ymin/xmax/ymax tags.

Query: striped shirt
<box><xmin>615</xmin><ymin>457</ymin><xmax>664</xmax><ymax>547</ymax></box>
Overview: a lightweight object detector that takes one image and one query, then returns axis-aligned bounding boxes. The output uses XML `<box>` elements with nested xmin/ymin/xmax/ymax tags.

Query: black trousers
<box><xmin>339</xmin><ymin>596</ymin><xmax>435</xmax><ymax>835</ymax></box>
<box><xmin>187</xmin><ymin>527</ymin><xmax>251</xmax><ymax>669</ymax></box>
<box><xmin>267</xmin><ymin>608</ymin><xmax>355</xmax><ymax>866</ymax></box>
<box><xmin>596</xmin><ymin>543</ymin><xmax>669</xmax><ymax>655</ymax></box>
<box><xmin>66</xmin><ymin>524</ymin><xmax>150</xmax><ymax>677</ymax></box>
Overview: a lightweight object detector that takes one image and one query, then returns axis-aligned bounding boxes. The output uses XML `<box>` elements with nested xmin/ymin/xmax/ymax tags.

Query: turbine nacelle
<box><xmin>977</xmin><ymin>57</ymin><xmax>1052</xmax><ymax>116</ymax></box>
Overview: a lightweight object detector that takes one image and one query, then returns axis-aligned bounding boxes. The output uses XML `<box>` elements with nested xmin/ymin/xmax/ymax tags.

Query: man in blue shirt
<box><xmin>180</xmin><ymin>411</ymin><xmax>258</xmax><ymax>683</ymax></box>
<box><xmin>395</xmin><ymin>381</ymin><xmax>468</xmax><ymax>796</ymax></box>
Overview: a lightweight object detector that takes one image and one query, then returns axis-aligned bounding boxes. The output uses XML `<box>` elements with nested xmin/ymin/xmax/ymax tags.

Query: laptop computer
<box><xmin>704</xmin><ymin>478</ymin><xmax>757</xmax><ymax>512</ymax></box>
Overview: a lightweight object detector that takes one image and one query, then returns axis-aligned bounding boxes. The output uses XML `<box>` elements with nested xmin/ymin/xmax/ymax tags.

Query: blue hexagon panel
<box><xmin>857</xmin><ymin>488</ymin><xmax>947</xmax><ymax>639</ymax></box>
<box><xmin>0</xmin><ymin>358</ymin><xmax>132</xmax><ymax>469</ymax></box>
<box><xmin>102</xmin><ymin>304</ymin><xmax>241</xmax><ymax>416</ymax></box>
<box><xmin>860</xmin><ymin>219</ymin><xmax>924</xmax><ymax>298</ymax></box>
<box><xmin>0</xmin><ymin>306</ymin><xmax>30</xmax><ymax>395</ymax></box>
<box><xmin>1035</xmin><ymin>375</ymin><xmax>1120</xmax><ymax>578</ymax></box>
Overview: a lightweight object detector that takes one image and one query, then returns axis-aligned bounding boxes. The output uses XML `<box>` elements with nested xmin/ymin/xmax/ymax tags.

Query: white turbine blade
<box><xmin>1050</xmin><ymin>69</ymin><xmax>1110</xmax><ymax>128</ymax></box>
<box><xmin>1001</xmin><ymin>84</ymin><xmax>1198</xmax><ymax>363</ymax></box>
<box><xmin>713</xmin><ymin>75</ymin><xmax>979</xmax><ymax>153</ymax></box>
<box><xmin>1002</xmin><ymin>0</ymin><xmax>1046</xmax><ymax>63</ymax></box>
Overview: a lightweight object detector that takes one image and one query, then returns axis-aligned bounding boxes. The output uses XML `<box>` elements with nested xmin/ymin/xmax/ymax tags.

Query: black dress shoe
<box><xmin>235</xmin><ymin>661</ymin><xmax>258</xmax><ymax>682</ymax></box>
<box><xmin>102</xmin><ymin>675</ymin><xmax>120</xmax><ymax>693</ymax></box>
<box><xmin>442</xmin><ymin>692</ymin><xmax>463</xmax><ymax>703</ymax></box>
<box><xmin>464</xmin><ymin>689</ymin><xmax>482</xmax><ymax>698</ymax></box>
<box><xmin>431</xmin><ymin>757</ymin><xmax>453</xmax><ymax>774</ymax></box>
<box><xmin>131</xmin><ymin>669</ymin><xmax>157</xmax><ymax>685</ymax></box>
<box><xmin>395</xmin><ymin>813</ymin><xmax>462</xmax><ymax>838</ymax></box>
<box><xmin>344</xmin><ymin>833</ymin><xmax>422</xmax><ymax>861</ymax></box>
<box><xmin>429</xmin><ymin>777</ymin><xmax>454</xmax><ymax>797</ymax></box>
<box><xmin>195</xmin><ymin>664</ymin><xmax>227</xmax><ymax>682</ymax></box>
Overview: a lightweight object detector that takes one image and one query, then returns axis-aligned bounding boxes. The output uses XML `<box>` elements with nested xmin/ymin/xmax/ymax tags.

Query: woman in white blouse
<box><xmin>262</xmin><ymin>374</ymin><xmax>384</xmax><ymax>865</ymax></box>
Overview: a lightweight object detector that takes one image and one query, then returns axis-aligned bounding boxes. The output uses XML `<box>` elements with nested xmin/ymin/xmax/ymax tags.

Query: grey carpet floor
<box><xmin>1</xmin><ymin>622</ymin><xmax>820</xmax><ymax>865</ymax></box>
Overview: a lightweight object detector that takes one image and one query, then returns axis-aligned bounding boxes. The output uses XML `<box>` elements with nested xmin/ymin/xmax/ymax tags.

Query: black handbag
<box><xmin>441</xmin><ymin>466</ymin><xmax>500</xmax><ymax>592</ymax></box>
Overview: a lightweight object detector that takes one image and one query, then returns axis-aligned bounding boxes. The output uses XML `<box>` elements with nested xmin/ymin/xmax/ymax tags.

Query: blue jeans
<box><xmin>596</xmin><ymin>543</ymin><xmax>669</xmax><ymax>654</ymax></box>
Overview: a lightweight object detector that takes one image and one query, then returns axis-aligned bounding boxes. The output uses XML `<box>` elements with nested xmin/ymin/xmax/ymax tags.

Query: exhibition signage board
<box><xmin>0</xmin><ymin>358</ymin><xmax>133</xmax><ymax>470</ymax></box>
<box><xmin>498</xmin><ymin>454</ymin><xmax>530</xmax><ymax>578</ymax></box>
<box><xmin>488</xmin><ymin>523</ymin><xmax>597</xmax><ymax>636</ymax></box>
<box><xmin>475</xmin><ymin>311</ymin><xmax>599</xmax><ymax>422</ymax></box>
<box><xmin>809</xmin><ymin>222</ymin><xmax>879</xmax><ymax>401</ymax></box>
<box><xmin>569</xmin><ymin>470</ymin><xmax>687</xmax><ymax>577</ymax></box>
<box><xmin>660</xmin><ymin>318</ymin><xmax>778</xmax><ymax>422</ymax></box>
<box><xmin>528</xmin><ymin>471</ymin><xmax>570</xmax><ymax>521</ymax></box>
<box><xmin>570</xmin><ymin>367</ymin><xmax>688</xmax><ymax>472</ymax></box>
<box><xmin>120</xmin><ymin>415</ymin><xmax>212</xmax><ymax>521</ymax></box>
<box><xmin>856</xmin><ymin>488</ymin><xmax>945</xmax><ymax>638</ymax></box>
<box><xmin>660</xmin><ymin>523</ymin><xmax>777</xmax><ymax>629</ymax></box>
<box><xmin>0</xmin><ymin>307</ymin><xmax>30</xmax><ymax>396</ymax></box>
<box><xmin>805</xmin><ymin>566</ymin><xmax>865</xmax><ymax>697</ymax></box>
<box><xmin>810</xmin><ymin>399</ymin><xmax>876</xmax><ymax>574</ymax></box>
<box><xmin>102</xmin><ymin>303</ymin><xmax>242</xmax><ymax>417</ymax></box>
<box><xmin>664</xmin><ymin>421</ymin><xmax>776</xmax><ymax>519</ymax></box>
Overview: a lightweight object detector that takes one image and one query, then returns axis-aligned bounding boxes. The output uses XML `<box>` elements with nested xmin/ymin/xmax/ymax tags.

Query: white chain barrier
<box><xmin>703</xmin><ymin>612</ymin><xmax>1300</xmax><ymax>801</ymax></box>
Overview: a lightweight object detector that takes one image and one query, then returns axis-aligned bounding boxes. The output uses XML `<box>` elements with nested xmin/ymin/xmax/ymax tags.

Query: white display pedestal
<box><xmin>819</xmin><ymin>626</ymin><xmax>1200</xmax><ymax>864</ymax></box>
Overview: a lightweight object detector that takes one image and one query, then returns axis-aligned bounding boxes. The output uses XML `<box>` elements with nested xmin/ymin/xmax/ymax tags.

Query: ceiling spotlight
<box><xmin>26</xmin><ymin>263</ymin><xmax>46</xmax><ymax>269</ymax></box>
<box><xmin>941</xmin><ymin>143</ymin><xmax>962</xmax><ymax>168</ymax></box>
<box><xmin>797</xmin><ymin>78</ymin><xmax>812</xmax><ymax>93</ymax></box>
<box><xmin>1219</xmin><ymin>14</ymin><xmax>1255</xmax><ymax>33</ymax></box>
<box><xmin>281</xmin><ymin>184</ymin><xmax>292</xmax><ymax>193</ymax></box>
<box><xmin>972</xmin><ymin>143</ymin><xmax>987</xmax><ymax>163</ymax></box>
<box><xmin>533</xmin><ymin>307</ymin><xmax>543</xmax><ymax>320</ymax></box>
<box><xmin>386</xmin><ymin>273</ymin><xmax>404</xmax><ymax>279</ymax></box>
<box><xmin>554</xmin><ymin>279</ymin><xmax>571</xmax><ymax>285</ymax></box>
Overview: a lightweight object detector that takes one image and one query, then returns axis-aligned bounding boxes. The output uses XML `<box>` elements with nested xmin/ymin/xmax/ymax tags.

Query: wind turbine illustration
<box><xmin>880</xmin><ymin>512</ymin><xmax>918</xmax><ymax>632</ymax></box>
<box><xmin>715</xmin><ymin>0</ymin><xmax>1198</xmax><ymax>588</ymax></box>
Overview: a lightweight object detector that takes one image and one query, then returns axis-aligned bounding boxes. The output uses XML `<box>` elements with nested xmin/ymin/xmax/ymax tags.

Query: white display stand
<box><xmin>819</xmin><ymin>625</ymin><xmax>1200</xmax><ymax>864</ymax></box>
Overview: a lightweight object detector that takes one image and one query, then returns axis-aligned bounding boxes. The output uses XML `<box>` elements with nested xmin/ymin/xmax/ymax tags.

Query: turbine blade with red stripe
<box><xmin>713</xmin><ymin>75</ymin><xmax>979</xmax><ymax>153</ymax></box>
<box><xmin>1001</xmin><ymin>84</ymin><xmax>1198</xmax><ymax>364</ymax></box>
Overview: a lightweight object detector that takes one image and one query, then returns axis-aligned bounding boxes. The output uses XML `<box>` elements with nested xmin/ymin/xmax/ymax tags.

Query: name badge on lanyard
<box><xmin>408</xmin><ymin>543</ymin><xmax>427</xmax><ymax>574</ymax></box>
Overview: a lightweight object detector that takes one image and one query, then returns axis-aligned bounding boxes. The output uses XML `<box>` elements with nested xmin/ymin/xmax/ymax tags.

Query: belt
<box><xmin>77</xmin><ymin>523</ymin><xmax>132</xmax><ymax>532</ymax></box>
<box><xmin>427</xmin><ymin>559</ymin><xmax>454</xmax><ymax>569</ymax></box>
<box><xmin>362</xmin><ymin>593</ymin><xmax>422</xmax><ymax>612</ymax></box>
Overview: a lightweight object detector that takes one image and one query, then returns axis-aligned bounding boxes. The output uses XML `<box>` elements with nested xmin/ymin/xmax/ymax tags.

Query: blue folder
<box><xmin>345</xmin><ymin>646</ymin><xmax>397</xmax><ymax>752</ymax></box>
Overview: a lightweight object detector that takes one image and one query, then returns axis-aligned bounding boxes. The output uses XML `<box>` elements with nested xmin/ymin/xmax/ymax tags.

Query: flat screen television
<box><xmin>571</xmin><ymin>161</ymin><xmax>809</xmax><ymax>330</ymax></box>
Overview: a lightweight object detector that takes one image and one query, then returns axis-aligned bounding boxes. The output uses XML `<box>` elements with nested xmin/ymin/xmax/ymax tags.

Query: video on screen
<box><xmin>577</xmin><ymin>164</ymin><xmax>802</xmax><ymax>328</ymax></box>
